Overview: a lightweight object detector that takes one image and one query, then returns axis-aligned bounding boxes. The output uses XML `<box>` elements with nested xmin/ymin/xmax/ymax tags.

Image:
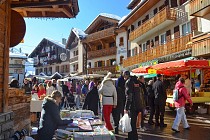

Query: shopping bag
<box><xmin>119</xmin><ymin>114</ymin><xmax>132</xmax><ymax>133</ymax></box>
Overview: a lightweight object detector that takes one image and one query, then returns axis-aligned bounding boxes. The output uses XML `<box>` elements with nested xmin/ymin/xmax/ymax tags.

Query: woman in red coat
<box><xmin>38</xmin><ymin>83</ymin><xmax>46</xmax><ymax>98</ymax></box>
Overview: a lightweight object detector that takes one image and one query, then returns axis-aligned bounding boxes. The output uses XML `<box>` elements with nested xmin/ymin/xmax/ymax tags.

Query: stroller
<box><xmin>62</xmin><ymin>93</ymin><xmax>76</xmax><ymax>110</ymax></box>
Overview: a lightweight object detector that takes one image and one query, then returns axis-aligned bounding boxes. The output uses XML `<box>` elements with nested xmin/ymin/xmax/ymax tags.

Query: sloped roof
<box><xmin>85</xmin><ymin>13</ymin><xmax>121</xmax><ymax>34</ymax></box>
<box><xmin>72</xmin><ymin>28</ymin><xmax>87</xmax><ymax>39</ymax></box>
<box><xmin>29</xmin><ymin>38</ymin><xmax>67</xmax><ymax>58</ymax></box>
<box><xmin>127</xmin><ymin>0</ymin><xmax>141</xmax><ymax>9</ymax></box>
<box><xmin>11</xmin><ymin>0</ymin><xmax>79</xmax><ymax>18</ymax></box>
<box><xmin>9</xmin><ymin>52</ymin><xmax>27</xmax><ymax>59</ymax></box>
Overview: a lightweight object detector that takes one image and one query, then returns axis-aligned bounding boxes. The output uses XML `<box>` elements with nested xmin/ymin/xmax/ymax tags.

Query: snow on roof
<box><xmin>45</xmin><ymin>38</ymin><xmax>65</xmax><ymax>48</ymax></box>
<box><xmin>118</xmin><ymin>15</ymin><xmax>128</xmax><ymax>25</ymax></box>
<box><xmin>72</xmin><ymin>28</ymin><xmax>87</xmax><ymax>39</ymax></box>
<box><xmin>9</xmin><ymin>52</ymin><xmax>27</xmax><ymax>59</ymax></box>
<box><xmin>99</xmin><ymin>13</ymin><xmax>121</xmax><ymax>21</ymax></box>
<box><xmin>85</xmin><ymin>13</ymin><xmax>121</xmax><ymax>32</ymax></box>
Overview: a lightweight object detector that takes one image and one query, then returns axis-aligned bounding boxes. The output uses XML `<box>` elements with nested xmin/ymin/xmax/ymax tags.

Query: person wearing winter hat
<box><xmin>98</xmin><ymin>72</ymin><xmax>117</xmax><ymax>130</ymax></box>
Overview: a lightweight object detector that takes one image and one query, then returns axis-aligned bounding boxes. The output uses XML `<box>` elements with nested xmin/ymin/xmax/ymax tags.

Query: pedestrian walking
<box><xmin>46</xmin><ymin>81</ymin><xmax>55</xmax><ymax>96</ymax></box>
<box><xmin>98</xmin><ymin>72</ymin><xmax>117</xmax><ymax>131</ymax></box>
<box><xmin>172</xmin><ymin>77</ymin><xmax>193</xmax><ymax>132</ymax></box>
<box><xmin>153</xmin><ymin>74</ymin><xmax>167</xmax><ymax>127</ymax></box>
<box><xmin>124</xmin><ymin>71</ymin><xmax>145</xmax><ymax>140</ymax></box>
<box><xmin>147</xmin><ymin>80</ymin><xmax>155</xmax><ymax>125</ymax></box>
<box><xmin>112</xmin><ymin>72</ymin><xmax>126</xmax><ymax>134</ymax></box>
<box><xmin>75</xmin><ymin>82</ymin><xmax>81</xmax><ymax>109</ymax></box>
<box><xmin>83</xmin><ymin>80</ymin><xmax>99</xmax><ymax>116</ymax></box>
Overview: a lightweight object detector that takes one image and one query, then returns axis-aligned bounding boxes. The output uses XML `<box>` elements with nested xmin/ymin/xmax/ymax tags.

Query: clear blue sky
<box><xmin>15</xmin><ymin>0</ymin><xmax>130</xmax><ymax>54</ymax></box>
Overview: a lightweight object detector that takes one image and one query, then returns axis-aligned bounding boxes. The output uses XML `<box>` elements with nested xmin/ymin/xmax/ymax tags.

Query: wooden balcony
<box><xmin>69</xmin><ymin>56</ymin><xmax>78</xmax><ymax>63</ymax></box>
<box><xmin>129</xmin><ymin>7</ymin><xmax>177</xmax><ymax>42</ymax></box>
<box><xmin>123</xmin><ymin>34</ymin><xmax>192</xmax><ymax>67</ymax></box>
<box><xmin>192</xmin><ymin>33</ymin><xmax>210</xmax><ymax>57</ymax></box>
<box><xmin>190</xmin><ymin>0</ymin><xmax>210</xmax><ymax>17</ymax></box>
<box><xmin>88</xmin><ymin>47</ymin><xmax>116</xmax><ymax>59</ymax></box>
<box><xmin>88</xmin><ymin>66</ymin><xmax>116</xmax><ymax>74</ymax></box>
<box><xmin>83</xmin><ymin>27</ymin><xmax>115</xmax><ymax>43</ymax></box>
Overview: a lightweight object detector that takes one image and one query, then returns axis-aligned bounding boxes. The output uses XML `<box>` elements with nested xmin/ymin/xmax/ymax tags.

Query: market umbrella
<box><xmin>79</xmin><ymin>74</ymin><xmax>105</xmax><ymax>79</ymax></box>
<box><xmin>132</xmin><ymin>66</ymin><xmax>150</xmax><ymax>73</ymax></box>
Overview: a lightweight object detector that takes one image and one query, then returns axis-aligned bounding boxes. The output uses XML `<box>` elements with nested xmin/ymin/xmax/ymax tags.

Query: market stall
<box><xmin>150</xmin><ymin>60</ymin><xmax>210</xmax><ymax>113</ymax></box>
<box><xmin>55</xmin><ymin>110</ymin><xmax>116</xmax><ymax>140</ymax></box>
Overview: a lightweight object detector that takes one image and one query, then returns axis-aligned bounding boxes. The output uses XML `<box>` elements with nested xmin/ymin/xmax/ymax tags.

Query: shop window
<box><xmin>182</xmin><ymin>22</ymin><xmax>191</xmax><ymax>36</ymax></box>
<box><xmin>119</xmin><ymin>37</ymin><xmax>124</xmax><ymax>46</ymax></box>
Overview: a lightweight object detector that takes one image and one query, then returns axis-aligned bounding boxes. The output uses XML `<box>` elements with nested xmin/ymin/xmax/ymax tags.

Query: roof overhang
<box><xmin>11</xmin><ymin>0</ymin><xmax>79</xmax><ymax>18</ymax></box>
<box><xmin>119</xmin><ymin>0</ymin><xmax>159</xmax><ymax>27</ymax></box>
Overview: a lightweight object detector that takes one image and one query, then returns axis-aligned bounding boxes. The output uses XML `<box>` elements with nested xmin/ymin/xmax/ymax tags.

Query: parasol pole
<box><xmin>190</xmin><ymin>67</ymin><xmax>192</xmax><ymax>96</ymax></box>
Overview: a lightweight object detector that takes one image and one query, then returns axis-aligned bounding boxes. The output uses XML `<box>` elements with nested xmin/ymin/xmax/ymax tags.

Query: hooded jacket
<box><xmin>38</xmin><ymin>96</ymin><xmax>72</xmax><ymax>140</ymax></box>
<box><xmin>125</xmin><ymin>76</ymin><xmax>145</xmax><ymax>111</ymax></box>
<box><xmin>98</xmin><ymin>78</ymin><xmax>117</xmax><ymax>106</ymax></box>
<box><xmin>174</xmin><ymin>81</ymin><xmax>192</xmax><ymax>108</ymax></box>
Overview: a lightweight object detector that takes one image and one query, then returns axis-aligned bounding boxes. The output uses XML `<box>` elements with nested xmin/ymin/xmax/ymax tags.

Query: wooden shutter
<box><xmin>146</xmin><ymin>40</ymin><xmax>150</xmax><ymax>50</ymax></box>
<box><xmin>190</xmin><ymin>17</ymin><xmax>198</xmax><ymax>31</ymax></box>
<box><xmin>102</xmin><ymin>61</ymin><xmax>105</xmax><ymax>67</ymax></box>
<box><xmin>166</xmin><ymin>30</ymin><xmax>171</xmax><ymax>42</ymax></box>
<box><xmin>95</xmin><ymin>62</ymin><xmax>97</xmax><ymax>67</ymax></box>
<box><xmin>139</xmin><ymin>44</ymin><xmax>142</xmax><ymax>53</ymax></box>
<box><xmin>174</xmin><ymin>26</ymin><xmax>180</xmax><ymax>39</ymax></box>
<box><xmin>106</xmin><ymin>60</ymin><xmax>110</xmax><ymax>66</ymax></box>
<box><xmin>155</xmin><ymin>36</ymin><xmax>159</xmax><ymax>47</ymax></box>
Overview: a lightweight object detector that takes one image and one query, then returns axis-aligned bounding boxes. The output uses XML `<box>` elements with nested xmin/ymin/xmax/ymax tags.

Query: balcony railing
<box><xmin>192</xmin><ymin>34</ymin><xmax>210</xmax><ymax>57</ymax></box>
<box><xmin>69</xmin><ymin>56</ymin><xmax>78</xmax><ymax>63</ymax></box>
<box><xmin>123</xmin><ymin>34</ymin><xmax>192</xmax><ymax>67</ymax></box>
<box><xmin>88</xmin><ymin>66</ymin><xmax>116</xmax><ymax>74</ymax></box>
<box><xmin>190</xmin><ymin>0</ymin><xmax>210</xmax><ymax>16</ymax></box>
<box><xmin>129</xmin><ymin>7</ymin><xmax>177</xmax><ymax>41</ymax></box>
<box><xmin>84</xmin><ymin>27</ymin><xmax>115</xmax><ymax>43</ymax></box>
<box><xmin>88</xmin><ymin>47</ymin><xmax>117</xmax><ymax>59</ymax></box>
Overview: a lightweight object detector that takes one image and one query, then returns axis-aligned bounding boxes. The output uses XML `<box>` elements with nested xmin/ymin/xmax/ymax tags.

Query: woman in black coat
<box><xmin>83</xmin><ymin>81</ymin><xmax>99</xmax><ymax>116</ymax></box>
<box><xmin>38</xmin><ymin>90</ymin><xmax>72</xmax><ymax>140</ymax></box>
<box><xmin>147</xmin><ymin>80</ymin><xmax>155</xmax><ymax>125</ymax></box>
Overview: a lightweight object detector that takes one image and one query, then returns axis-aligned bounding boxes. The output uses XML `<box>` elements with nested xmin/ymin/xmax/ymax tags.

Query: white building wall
<box><xmin>78</xmin><ymin>41</ymin><xmax>85</xmax><ymax>73</ymax></box>
<box><xmin>116</xmin><ymin>31</ymin><xmax>127</xmax><ymax>65</ymax></box>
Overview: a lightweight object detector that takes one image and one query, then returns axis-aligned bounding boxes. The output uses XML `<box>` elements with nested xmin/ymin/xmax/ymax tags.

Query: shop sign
<box><xmin>139</xmin><ymin>60</ymin><xmax>158</xmax><ymax>67</ymax></box>
<box><xmin>148</xmin><ymin>69</ymin><xmax>157</xmax><ymax>74</ymax></box>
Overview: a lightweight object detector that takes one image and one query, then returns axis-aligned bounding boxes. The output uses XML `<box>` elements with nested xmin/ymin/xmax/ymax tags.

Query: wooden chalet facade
<box><xmin>189</xmin><ymin>0</ymin><xmax>210</xmax><ymax>58</ymax></box>
<box><xmin>119</xmin><ymin>0</ymin><xmax>200</xmax><ymax>69</ymax></box>
<box><xmin>82</xmin><ymin>13</ymin><xmax>121</xmax><ymax>74</ymax></box>
<box><xmin>29</xmin><ymin>38</ymin><xmax>70</xmax><ymax>76</ymax></box>
<box><xmin>0</xmin><ymin>0</ymin><xmax>79</xmax><ymax>138</ymax></box>
<box><xmin>66</xmin><ymin>28</ymin><xmax>86</xmax><ymax>74</ymax></box>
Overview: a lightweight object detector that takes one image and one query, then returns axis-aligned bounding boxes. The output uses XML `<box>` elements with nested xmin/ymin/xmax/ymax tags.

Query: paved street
<box><xmin>116</xmin><ymin>109</ymin><xmax>210</xmax><ymax>140</ymax></box>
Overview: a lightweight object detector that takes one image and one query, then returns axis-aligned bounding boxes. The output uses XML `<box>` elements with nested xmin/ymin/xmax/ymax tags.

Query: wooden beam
<box><xmin>62</xmin><ymin>6</ymin><xmax>73</xmax><ymax>18</ymax></box>
<box><xmin>11</xmin><ymin>0</ymin><xmax>71</xmax><ymax>8</ymax></box>
<box><xmin>15</xmin><ymin>7</ymin><xmax>63</xmax><ymax>12</ymax></box>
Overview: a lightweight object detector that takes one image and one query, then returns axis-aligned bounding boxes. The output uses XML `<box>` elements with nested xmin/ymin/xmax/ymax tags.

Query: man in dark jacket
<box><xmin>152</xmin><ymin>74</ymin><xmax>167</xmax><ymax>127</ymax></box>
<box><xmin>124</xmin><ymin>71</ymin><xmax>145</xmax><ymax>140</ymax></box>
<box><xmin>22</xmin><ymin>79</ymin><xmax>32</xmax><ymax>95</ymax></box>
<box><xmin>38</xmin><ymin>91</ymin><xmax>72</xmax><ymax>140</ymax></box>
<box><xmin>147</xmin><ymin>80</ymin><xmax>155</xmax><ymax>125</ymax></box>
<box><xmin>112</xmin><ymin>73</ymin><xmax>125</xmax><ymax>134</ymax></box>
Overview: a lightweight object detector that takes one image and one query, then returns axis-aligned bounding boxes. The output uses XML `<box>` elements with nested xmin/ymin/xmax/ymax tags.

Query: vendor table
<box><xmin>30</xmin><ymin>100</ymin><xmax>43</xmax><ymax>112</ymax></box>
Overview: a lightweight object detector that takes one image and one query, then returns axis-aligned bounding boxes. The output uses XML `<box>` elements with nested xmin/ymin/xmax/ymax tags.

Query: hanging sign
<box><xmin>148</xmin><ymin>69</ymin><xmax>157</xmax><ymax>74</ymax></box>
<box><xmin>60</xmin><ymin>53</ymin><xmax>67</xmax><ymax>61</ymax></box>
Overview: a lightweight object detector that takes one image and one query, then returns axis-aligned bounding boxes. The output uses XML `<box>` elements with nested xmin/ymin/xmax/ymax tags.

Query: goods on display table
<box><xmin>55</xmin><ymin>110</ymin><xmax>115</xmax><ymax>140</ymax></box>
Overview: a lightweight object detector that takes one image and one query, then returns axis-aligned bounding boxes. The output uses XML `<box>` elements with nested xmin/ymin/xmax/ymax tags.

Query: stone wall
<box><xmin>0</xmin><ymin>112</ymin><xmax>14</xmax><ymax>139</ymax></box>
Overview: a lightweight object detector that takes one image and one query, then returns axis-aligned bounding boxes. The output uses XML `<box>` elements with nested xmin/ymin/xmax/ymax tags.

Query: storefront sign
<box><xmin>139</xmin><ymin>60</ymin><xmax>158</xmax><ymax>67</ymax></box>
<box><xmin>148</xmin><ymin>69</ymin><xmax>157</xmax><ymax>74</ymax></box>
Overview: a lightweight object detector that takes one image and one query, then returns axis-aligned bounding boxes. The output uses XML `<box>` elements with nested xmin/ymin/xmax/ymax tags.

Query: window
<box><xmin>56</xmin><ymin>66</ymin><xmax>59</xmax><ymax>73</ymax></box>
<box><xmin>120</xmin><ymin>56</ymin><xmax>124</xmax><ymax>65</ymax></box>
<box><xmin>138</xmin><ymin>20</ymin><xmax>141</xmax><ymax>26</ymax></box>
<box><xmin>44</xmin><ymin>68</ymin><xmax>47</xmax><ymax>74</ymax></box>
<box><xmin>48</xmin><ymin>67</ymin><xmax>52</xmax><ymax>75</ymax></box>
<box><xmin>110</xmin><ymin>59</ymin><xmax>116</xmax><ymax>66</ymax></box>
<box><xmin>182</xmin><ymin>22</ymin><xmax>191</xmax><ymax>36</ymax></box>
<box><xmin>88</xmin><ymin>62</ymin><xmax>91</xmax><ymax>68</ymax></box>
<box><xmin>109</xmin><ymin>42</ymin><xmax>115</xmax><ymax>48</ymax></box>
<box><xmin>36</xmin><ymin>69</ymin><xmax>39</xmax><ymax>75</ymax></box>
<box><xmin>39</xmin><ymin>68</ymin><xmax>43</xmax><ymax>73</ymax></box>
<box><xmin>179</xmin><ymin>0</ymin><xmax>187</xmax><ymax>6</ymax></box>
<box><xmin>97</xmin><ymin>45</ymin><xmax>102</xmax><ymax>50</ymax></box>
<box><xmin>142</xmin><ymin>43</ymin><xmax>147</xmax><ymax>52</ymax></box>
<box><xmin>160</xmin><ymin>33</ymin><xmax>166</xmax><ymax>44</ymax></box>
<box><xmin>131</xmin><ymin>25</ymin><xmax>135</xmax><ymax>31</ymax></box>
<box><xmin>119</xmin><ymin>37</ymin><xmax>124</xmax><ymax>46</ymax></box>
<box><xmin>98</xmin><ymin>61</ymin><xmax>102</xmax><ymax>67</ymax></box>
<box><xmin>153</xmin><ymin>8</ymin><xmax>158</xmax><ymax>15</ymax></box>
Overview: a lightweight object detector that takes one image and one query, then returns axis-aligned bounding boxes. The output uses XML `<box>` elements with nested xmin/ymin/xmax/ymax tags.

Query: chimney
<box><xmin>62</xmin><ymin>38</ymin><xmax>67</xmax><ymax>45</ymax></box>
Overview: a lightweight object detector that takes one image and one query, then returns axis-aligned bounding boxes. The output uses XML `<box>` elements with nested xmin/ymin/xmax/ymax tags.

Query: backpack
<box><xmin>173</xmin><ymin>86</ymin><xmax>184</xmax><ymax>101</ymax></box>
